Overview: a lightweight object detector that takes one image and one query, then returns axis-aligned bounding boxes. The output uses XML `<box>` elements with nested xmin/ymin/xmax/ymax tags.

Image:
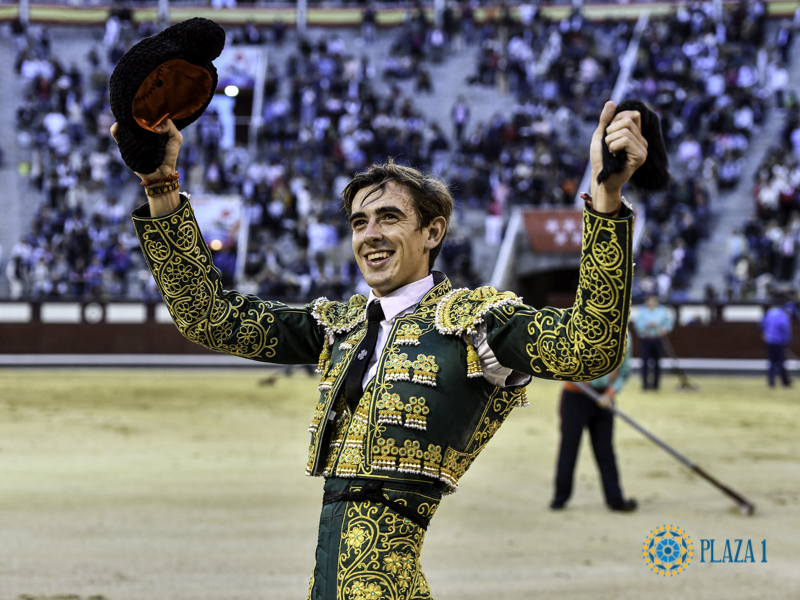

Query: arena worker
<box><xmin>632</xmin><ymin>292</ymin><xmax>674</xmax><ymax>391</ymax></box>
<box><xmin>550</xmin><ymin>332</ymin><xmax>637</xmax><ymax>512</ymax></box>
<box><xmin>112</xmin><ymin>99</ymin><xmax>647</xmax><ymax>599</ymax></box>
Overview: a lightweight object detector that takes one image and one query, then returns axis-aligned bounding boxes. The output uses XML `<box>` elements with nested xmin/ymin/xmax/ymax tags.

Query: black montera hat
<box><xmin>597</xmin><ymin>99</ymin><xmax>671</xmax><ymax>192</ymax></box>
<box><xmin>109</xmin><ymin>18</ymin><xmax>225</xmax><ymax>174</ymax></box>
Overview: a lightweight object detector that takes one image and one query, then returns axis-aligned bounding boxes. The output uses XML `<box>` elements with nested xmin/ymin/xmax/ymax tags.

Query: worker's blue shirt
<box><xmin>761</xmin><ymin>307</ymin><xmax>792</xmax><ymax>346</ymax></box>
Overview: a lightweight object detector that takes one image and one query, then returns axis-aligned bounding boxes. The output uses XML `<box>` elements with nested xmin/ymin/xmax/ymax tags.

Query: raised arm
<box><xmin>113</xmin><ymin>119</ymin><xmax>327</xmax><ymax>366</ymax></box>
<box><xmin>483</xmin><ymin>101</ymin><xmax>647</xmax><ymax>381</ymax></box>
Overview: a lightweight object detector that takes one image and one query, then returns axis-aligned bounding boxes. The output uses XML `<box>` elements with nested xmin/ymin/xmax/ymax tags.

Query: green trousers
<box><xmin>308</xmin><ymin>477</ymin><xmax>444</xmax><ymax>600</ymax></box>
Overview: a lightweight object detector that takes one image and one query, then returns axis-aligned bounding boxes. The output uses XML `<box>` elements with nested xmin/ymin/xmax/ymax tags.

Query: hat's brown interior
<box><xmin>132</xmin><ymin>59</ymin><xmax>213</xmax><ymax>131</ymax></box>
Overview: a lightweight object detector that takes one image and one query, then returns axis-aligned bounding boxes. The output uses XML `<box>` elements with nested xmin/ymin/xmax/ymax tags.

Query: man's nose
<box><xmin>364</xmin><ymin>218</ymin><xmax>382</xmax><ymax>241</ymax></box>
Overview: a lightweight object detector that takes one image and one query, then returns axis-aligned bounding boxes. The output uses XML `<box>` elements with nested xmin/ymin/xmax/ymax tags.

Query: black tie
<box><xmin>344</xmin><ymin>301</ymin><xmax>384</xmax><ymax>411</ymax></box>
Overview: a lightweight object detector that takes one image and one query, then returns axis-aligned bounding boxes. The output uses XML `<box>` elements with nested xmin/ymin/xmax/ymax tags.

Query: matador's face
<box><xmin>349</xmin><ymin>182</ymin><xmax>444</xmax><ymax>297</ymax></box>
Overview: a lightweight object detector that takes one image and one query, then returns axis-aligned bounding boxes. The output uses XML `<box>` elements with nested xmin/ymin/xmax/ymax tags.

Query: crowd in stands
<box><xmin>4</xmin><ymin>2</ymin><xmax>629</xmax><ymax>303</ymax></box>
<box><xmin>449</xmin><ymin>7</ymin><xmax>631</xmax><ymax>209</ymax></box>
<box><xmin>624</xmin><ymin>0</ymin><xmax>789</xmax><ymax>302</ymax></box>
<box><xmin>729</xmin><ymin>140</ymin><xmax>800</xmax><ymax>300</ymax></box>
<box><xmin>4</xmin><ymin>12</ymin><xmax>167</xmax><ymax>302</ymax></box>
<box><xmin>3</xmin><ymin>1</ymin><xmax>797</xmax><ymax>307</ymax></box>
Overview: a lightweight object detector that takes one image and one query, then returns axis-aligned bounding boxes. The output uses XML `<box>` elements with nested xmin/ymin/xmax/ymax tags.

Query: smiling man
<box><xmin>120</xmin><ymin>99</ymin><xmax>646</xmax><ymax>599</ymax></box>
<box><xmin>346</xmin><ymin>170</ymin><xmax>449</xmax><ymax>296</ymax></box>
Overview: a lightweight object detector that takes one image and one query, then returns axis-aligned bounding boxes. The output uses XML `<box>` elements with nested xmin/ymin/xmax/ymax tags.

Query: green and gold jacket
<box><xmin>132</xmin><ymin>198</ymin><xmax>633</xmax><ymax>494</ymax></box>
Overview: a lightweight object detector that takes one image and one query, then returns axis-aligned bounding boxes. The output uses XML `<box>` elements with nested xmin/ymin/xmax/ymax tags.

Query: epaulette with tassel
<box><xmin>307</xmin><ymin>294</ymin><xmax>368</xmax><ymax>338</ymax></box>
<box><xmin>434</xmin><ymin>286</ymin><xmax>523</xmax><ymax>379</ymax></box>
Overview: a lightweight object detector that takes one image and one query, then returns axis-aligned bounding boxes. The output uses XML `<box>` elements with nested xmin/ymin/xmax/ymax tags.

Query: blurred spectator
<box><xmin>362</xmin><ymin>5</ymin><xmax>377</xmax><ymax>45</ymax></box>
<box><xmin>239</xmin><ymin>22</ymin><xmax>263</xmax><ymax>46</ymax></box>
<box><xmin>760</xmin><ymin>302</ymin><xmax>794</xmax><ymax>388</ymax></box>
<box><xmin>451</xmin><ymin>94</ymin><xmax>470</xmax><ymax>145</ymax></box>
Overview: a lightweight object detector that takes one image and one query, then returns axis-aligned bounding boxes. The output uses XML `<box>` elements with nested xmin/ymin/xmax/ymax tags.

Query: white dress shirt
<box><xmin>356</xmin><ymin>275</ymin><xmax>531</xmax><ymax>389</ymax></box>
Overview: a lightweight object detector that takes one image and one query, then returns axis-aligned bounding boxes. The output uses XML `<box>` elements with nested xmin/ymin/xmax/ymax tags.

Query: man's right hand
<box><xmin>597</xmin><ymin>391</ymin><xmax>616</xmax><ymax>410</ymax></box>
<box><xmin>111</xmin><ymin>119</ymin><xmax>184</xmax><ymax>217</ymax></box>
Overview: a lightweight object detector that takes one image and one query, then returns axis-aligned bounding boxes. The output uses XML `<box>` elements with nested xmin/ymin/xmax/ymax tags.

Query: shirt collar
<box><xmin>367</xmin><ymin>274</ymin><xmax>434</xmax><ymax>322</ymax></box>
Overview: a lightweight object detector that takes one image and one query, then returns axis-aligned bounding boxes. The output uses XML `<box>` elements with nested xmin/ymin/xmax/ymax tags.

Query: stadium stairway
<box><xmin>0</xmin><ymin>24</ymin><xmax>112</xmax><ymax>296</ymax></box>
<box><xmin>687</xmin><ymin>106</ymin><xmax>784</xmax><ymax>300</ymax></box>
<box><xmin>0</xmin><ymin>25</ymin><xmax>35</xmax><ymax>296</ymax></box>
<box><xmin>688</xmin><ymin>34</ymin><xmax>800</xmax><ymax>301</ymax></box>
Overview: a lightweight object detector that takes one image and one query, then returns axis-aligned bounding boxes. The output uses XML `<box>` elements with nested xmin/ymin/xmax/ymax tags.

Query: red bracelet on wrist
<box><xmin>141</xmin><ymin>172</ymin><xmax>180</xmax><ymax>187</ymax></box>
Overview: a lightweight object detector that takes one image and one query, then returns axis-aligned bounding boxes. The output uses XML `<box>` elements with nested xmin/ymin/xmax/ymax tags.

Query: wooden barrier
<box><xmin>1</xmin><ymin>301</ymin><xmax>797</xmax><ymax>359</ymax></box>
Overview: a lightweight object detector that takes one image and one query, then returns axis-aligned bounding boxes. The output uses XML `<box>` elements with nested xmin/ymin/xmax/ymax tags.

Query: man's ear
<box><xmin>424</xmin><ymin>216</ymin><xmax>448</xmax><ymax>250</ymax></box>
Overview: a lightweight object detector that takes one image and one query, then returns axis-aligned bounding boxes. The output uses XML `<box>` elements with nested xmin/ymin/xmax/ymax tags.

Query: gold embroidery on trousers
<box><xmin>335</xmin><ymin>502</ymin><xmax>433</xmax><ymax>600</ymax></box>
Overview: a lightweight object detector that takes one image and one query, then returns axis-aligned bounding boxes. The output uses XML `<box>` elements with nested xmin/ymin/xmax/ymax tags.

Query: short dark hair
<box><xmin>341</xmin><ymin>160</ymin><xmax>453</xmax><ymax>271</ymax></box>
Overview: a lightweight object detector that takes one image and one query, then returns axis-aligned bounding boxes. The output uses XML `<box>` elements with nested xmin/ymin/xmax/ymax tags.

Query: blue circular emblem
<box><xmin>643</xmin><ymin>525</ymin><xmax>693</xmax><ymax>576</ymax></box>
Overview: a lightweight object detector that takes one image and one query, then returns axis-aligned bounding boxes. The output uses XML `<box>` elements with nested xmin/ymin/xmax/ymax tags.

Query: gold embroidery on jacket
<box><xmin>394</xmin><ymin>321</ymin><xmax>422</xmax><ymax>346</ymax></box>
<box><xmin>398</xmin><ymin>439</ymin><xmax>424</xmax><ymax>474</ymax></box>
<box><xmin>411</xmin><ymin>355</ymin><xmax>439</xmax><ymax>387</ymax></box>
<box><xmin>316</xmin><ymin>338</ymin><xmax>331</xmax><ymax>374</ymax></box>
<box><xmin>438</xmin><ymin>386</ymin><xmax>526</xmax><ymax>493</ymax></box>
<box><xmin>335</xmin><ymin>391</ymin><xmax>371</xmax><ymax>478</ymax></box>
<box><xmin>435</xmin><ymin>286</ymin><xmax>522</xmax><ymax>336</ymax></box>
<box><xmin>384</xmin><ymin>350</ymin><xmax>412</xmax><ymax>382</ymax></box>
<box><xmin>371</xmin><ymin>437</ymin><xmax>398</xmax><ymax>471</ymax></box>
<box><xmin>318</xmin><ymin>360</ymin><xmax>344</xmax><ymax>392</ymax></box>
<box><xmin>376</xmin><ymin>392</ymin><xmax>404</xmax><ymax>426</ymax></box>
<box><xmin>309</xmin><ymin>295</ymin><xmax>368</xmax><ymax>337</ymax></box>
<box><xmin>339</xmin><ymin>328</ymin><xmax>366</xmax><ymax>351</ymax></box>
<box><xmin>404</xmin><ymin>396</ymin><xmax>429</xmax><ymax>431</ymax></box>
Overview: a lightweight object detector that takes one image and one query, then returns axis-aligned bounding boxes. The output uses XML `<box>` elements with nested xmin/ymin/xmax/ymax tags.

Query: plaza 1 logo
<box><xmin>642</xmin><ymin>525</ymin><xmax>694</xmax><ymax>576</ymax></box>
<box><xmin>643</xmin><ymin>525</ymin><xmax>768</xmax><ymax>576</ymax></box>
<box><xmin>700</xmin><ymin>538</ymin><xmax>767</xmax><ymax>564</ymax></box>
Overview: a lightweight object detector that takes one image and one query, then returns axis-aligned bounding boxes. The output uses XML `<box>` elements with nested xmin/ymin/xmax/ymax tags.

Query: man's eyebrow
<box><xmin>375</xmin><ymin>205</ymin><xmax>407</xmax><ymax>217</ymax></box>
<box><xmin>350</xmin><ymin>210</ymin><xmax>367</xmax><ymax>224</ymax></box>
<box><xmin>349</xmin><ymin>205</ymin><xmax>408</xmax><ymax>224</ymax></box>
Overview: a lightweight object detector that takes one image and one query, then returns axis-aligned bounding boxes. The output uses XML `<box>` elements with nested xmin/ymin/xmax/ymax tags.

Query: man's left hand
<box><xmin>590</xmin><ymin>101</ymin><xmax>648</xmax><ymax>213</ymax></box>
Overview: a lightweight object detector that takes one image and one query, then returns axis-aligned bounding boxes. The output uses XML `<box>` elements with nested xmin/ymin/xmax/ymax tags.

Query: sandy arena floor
<box><xmin>0</xmin><ymin>369</ymin><xmax>798</xmax><ymax>600</ymax></box>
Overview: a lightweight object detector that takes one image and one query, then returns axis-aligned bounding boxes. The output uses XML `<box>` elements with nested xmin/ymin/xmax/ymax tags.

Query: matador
<box><xmin>118</xmin><ymin>100</ymin><xmax>648</xmax><ymax>599</ymax></box>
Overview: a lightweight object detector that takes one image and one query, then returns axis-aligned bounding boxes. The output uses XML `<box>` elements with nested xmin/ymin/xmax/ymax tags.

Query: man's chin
<box><xmin>363</xmin><ymin>273</ymin><xmax>394</xmax><ymax>296</ymax></box>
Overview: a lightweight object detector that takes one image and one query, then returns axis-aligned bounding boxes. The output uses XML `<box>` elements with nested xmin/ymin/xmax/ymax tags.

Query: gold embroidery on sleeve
<box><xmin>136</xmin><ymin>206</ymin><xmax>288</xmax><ymax>359</ymax></box>
<box><xmin>518</xmin><ymin>211</ymin><xmax>631</xmax><ymax>380</ymax></box>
